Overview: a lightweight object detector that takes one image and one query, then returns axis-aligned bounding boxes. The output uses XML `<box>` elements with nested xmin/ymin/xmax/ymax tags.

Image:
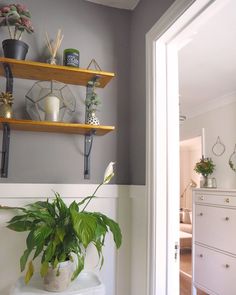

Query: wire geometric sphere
<box><xmin>25</xmin><ymin>80</ymin><xmax>76</xmax><ymax>122</ymax></box>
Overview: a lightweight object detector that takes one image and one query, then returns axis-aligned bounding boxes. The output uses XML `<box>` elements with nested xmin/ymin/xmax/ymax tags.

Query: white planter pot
<box><xmin>43</xmin><ymin>261</ymin><xmax>73</xmax><ymax>292</ymax></box>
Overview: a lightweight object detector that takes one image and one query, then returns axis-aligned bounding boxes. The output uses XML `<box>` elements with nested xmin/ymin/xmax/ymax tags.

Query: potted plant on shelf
<box><xmin>194</xmin><ymin>157</ymin><xmax>215</xmax><ymax>188</ymax></box>
<box><xmin>0</xmin><ymin>162</ymin><xmax>122</xmax><ymax>292</ymax></box>
<box><xmin>0</xmin><ymin>3</ymin><xmax>34</xmax><ymax>60</ymax></box>
<box><xmin>85</xmin><ymin>80</ymin><xmax>101</xmax><ymax>125</ymax></box>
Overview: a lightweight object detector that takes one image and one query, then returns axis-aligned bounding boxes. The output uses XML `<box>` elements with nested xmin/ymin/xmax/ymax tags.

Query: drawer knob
<box><xmin>199</xmin><ymin>254</ymin><xmax>203</xmax><ymax>258</ymax></box>
<box><xmin>199</xmin><ymin>196</ymin><xmax>204</xmax><ymax>200</ymax></box>
<box><xmin>225</xmin><ymin>264</ymin><xmax>230</xmax><ymax>268</ymax></box>
<box><xmin>199</xmin><ymin>212</ymin><xmax>203</xmax><ymax>216</ymax></box>
<box><xmin>225</xmin><ymin>217</ymin><xmax>230</xmax><ymax>221</ymax></box>
<box><xmin>225</xmin><ymin>198</ymin><xmax>230</xmax><ymax>203</ymax></box>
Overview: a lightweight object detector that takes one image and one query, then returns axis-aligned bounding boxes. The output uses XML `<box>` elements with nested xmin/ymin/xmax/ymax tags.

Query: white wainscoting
<box><xmin>0</xmin><ymin>184</ymin><xmax>146</xmax><ymax>295</ymax></box>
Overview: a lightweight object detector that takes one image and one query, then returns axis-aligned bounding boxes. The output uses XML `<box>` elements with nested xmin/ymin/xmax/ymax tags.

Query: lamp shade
<box><xmin>25</xmin><ymin>80</ymin><xmax>76</xmax><ymax>122</ymax></box>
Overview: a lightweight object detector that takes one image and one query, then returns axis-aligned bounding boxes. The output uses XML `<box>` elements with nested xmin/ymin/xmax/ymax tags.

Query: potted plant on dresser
<box><xmin>0</xmin><ymin>3</ymin><xmax>34</xmax><ymax>60</ymax></box>
<box><xmin>0</xmin><ymin>162</ymin><xmax>122</xmax><ymax>292</ymax></box>
<box><xmin>194</xmin><ymin>157</ymin><xmax>215</xmax><ymax>188</ymax></box>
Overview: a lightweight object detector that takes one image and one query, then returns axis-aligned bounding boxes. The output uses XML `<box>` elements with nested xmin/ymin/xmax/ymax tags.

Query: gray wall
<box><xmin>0</xmin><ymin>0</ymin><xmax>177</xmax><ymax>185</ymax></box>
<box><xmin>130</xmin><ymin>0</ymin><xmax>175</xmax><ymax>184</ymax></box>
<box><xmin>0</xmin><ymin>0</ymin><xmax>131</xmax><ymax>184</ymax></box>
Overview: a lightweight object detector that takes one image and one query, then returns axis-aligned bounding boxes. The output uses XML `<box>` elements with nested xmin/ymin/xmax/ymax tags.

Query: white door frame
<box><xmin>145</xmin><ymin>0</ymin><xmax>227</xmax><ymax>294</ymax></box>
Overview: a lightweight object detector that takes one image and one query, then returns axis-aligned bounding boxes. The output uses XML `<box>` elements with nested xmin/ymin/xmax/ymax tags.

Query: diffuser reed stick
<box><xmin>45</xmin><ymin>29</ymin><xmax>64</xmax><ymax>64</ymax></box>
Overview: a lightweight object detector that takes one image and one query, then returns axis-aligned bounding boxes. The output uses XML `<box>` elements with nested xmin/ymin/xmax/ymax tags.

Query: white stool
<box><xmin>10</xmin><ymin>271</ymin><xmax>105</xmax><ymax>295</ymax></box>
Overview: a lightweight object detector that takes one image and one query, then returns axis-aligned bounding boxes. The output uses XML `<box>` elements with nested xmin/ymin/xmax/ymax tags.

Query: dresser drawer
<box><xmin>195</xmin><ymin>205</ymin><xmax>236</xmax><ymax>254</ymax></box>
<box><xmin>194</xmin><ymin>244</ymin><xmax>236</xmax><ymax>295</ymax></box>
<box><xmin>195</xmin><ymin>193</ymin><xmax>236</xmax><ymax>207</ymax></box>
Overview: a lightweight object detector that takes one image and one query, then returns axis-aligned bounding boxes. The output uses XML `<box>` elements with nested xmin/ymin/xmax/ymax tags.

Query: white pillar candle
<box><xmin>44</xmin><ymin>95</ymin><xmax>60</xmax><ymax>121</ymax></box>
<box><xmin>201</xmin><ymin>127</ymin><xmax>205</xmax><ymax>158</ymax></box>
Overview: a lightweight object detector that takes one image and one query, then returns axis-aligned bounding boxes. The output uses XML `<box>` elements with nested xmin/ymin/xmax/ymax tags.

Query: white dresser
<box><xmin>192</xmin><ymin>188</ymin><xmax>236</xmax><ymax>295</ymax></box>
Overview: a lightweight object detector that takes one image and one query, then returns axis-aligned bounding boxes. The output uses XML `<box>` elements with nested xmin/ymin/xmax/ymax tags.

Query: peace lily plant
<box><xmin>0</xmin><ymin>162</ymin><xmax>121</xmax><ymax>287</ymax></box>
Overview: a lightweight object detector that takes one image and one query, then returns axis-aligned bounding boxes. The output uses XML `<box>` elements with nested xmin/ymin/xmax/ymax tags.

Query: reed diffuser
<box><xmin>45</xmin><ymin>29</ymin><xmax>64</xmax><ymax>65</ymax></box>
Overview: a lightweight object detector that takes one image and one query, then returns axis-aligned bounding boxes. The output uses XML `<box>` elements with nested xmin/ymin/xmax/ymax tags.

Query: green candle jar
<box><xmin>63</xmin><ymin>48</ymin><xmax>80</xmax><ymax>67</ymax></box>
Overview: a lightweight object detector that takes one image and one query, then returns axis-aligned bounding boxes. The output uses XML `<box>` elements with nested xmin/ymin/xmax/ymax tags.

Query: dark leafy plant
<box><xmin>0</xmin><ymin>162</ymin><xmax>121</xmax><ymax>284</ymax></box>
<box><xmin>0</xmin><ymin>3</ymin><xmax>34</xmax><ymax>40</ymax></box>
<box><xmin>194</xmin><ymin>157</ymin><xmax>215</xmax><ymax>177</ymax></box>
<box><xmin>85</xmin><ymin>81</ymin><xmax>101</xmax><ymax>115</ymax></box>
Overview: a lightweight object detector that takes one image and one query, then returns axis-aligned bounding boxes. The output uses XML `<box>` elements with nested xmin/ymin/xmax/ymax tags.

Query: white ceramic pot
<box><xmin>86</xmin><ymin>112</ymin><xmax>100</xmax><ymax>125</ymax></box>
<box><xmin>43</xmin><ymin>261</ymin><xmax>73</xmax><ymax>292</ymax></box>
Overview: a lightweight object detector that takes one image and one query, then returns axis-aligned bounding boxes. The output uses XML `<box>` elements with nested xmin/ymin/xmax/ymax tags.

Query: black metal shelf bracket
<box><xmin>1</xmin><ymin>123</ymin><xmax>10</xmax><ymax>178</ymax></box>
<box><xmin>3</xmin><ymin>63</ymin><xmax>13</xmax><ymax>93</ymax></box>
<box><xmin>83</xmin><ymin>75</ymin><xmax>101</xmax><ymax>180</ymax></box>
<box><xmin>0</xmin><ymin>62</ymin><xmax>13</xmax><ymax>178</ymax></box>
<box><xmin>84</xmin><ymin>130</ymin><xmax>96</xmax><ymax>179</ymax></box>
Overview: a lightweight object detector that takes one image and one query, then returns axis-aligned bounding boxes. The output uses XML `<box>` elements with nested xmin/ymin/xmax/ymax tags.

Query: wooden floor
<box><xmin>180</xmin><ymin>252</ymin><xmax>208</xmax><ymax>295</ymax></box>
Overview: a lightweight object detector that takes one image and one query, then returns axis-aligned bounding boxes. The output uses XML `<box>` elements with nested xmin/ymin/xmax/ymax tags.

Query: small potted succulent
<box><xmin>194</xmin><ymin>157</ymin><xmax>215</xmax><ymax>187</ymax></box>
<box><xmin>85</xmin><ymin>81</ymin><xmax>101</xmax><ymax>125</ymax></box>
<box><xmin>0</xmin><ymin>3</ymin><xmax>34</xmax><ymax>59</ymax></box>
<box><xmin>0</xmin><ymin>162</ymin><xmax>122</xmax><ymax>292</ymax></box>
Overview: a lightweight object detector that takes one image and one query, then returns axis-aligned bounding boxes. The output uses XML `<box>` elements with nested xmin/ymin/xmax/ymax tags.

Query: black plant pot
<box><xmin>2</xmin><ymin>39</ymin><xmax>29</xmax><ymax>60</ymax></box>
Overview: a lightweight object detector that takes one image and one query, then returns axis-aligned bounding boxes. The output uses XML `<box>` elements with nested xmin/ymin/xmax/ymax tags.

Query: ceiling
<box><xmin>178</xmin><ymin>0</ymin><xmax>236</xmax><ymax>118</ymax></box>
<box><xmin>85</xmin><ymin>0</ymin><xmax>140</xmax><ymax>10</ymax></box>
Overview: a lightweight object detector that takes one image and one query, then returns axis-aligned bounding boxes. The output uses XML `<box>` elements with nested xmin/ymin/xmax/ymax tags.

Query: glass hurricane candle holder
<box><xmin>25</xmin><ymin>80</ymin><xmax>76</xmax><ymax>122</ymax></box>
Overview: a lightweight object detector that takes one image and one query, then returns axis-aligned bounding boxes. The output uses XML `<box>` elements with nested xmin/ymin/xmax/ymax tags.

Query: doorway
<box><xmin>179</xmin><ymin>137</ymin><xmax>201</xmax><ymax>295</ymax></box>
<box><xmin>146</xmin><ymin>0</ymin><xmax>232</xmax><ymax>294</ymax></box>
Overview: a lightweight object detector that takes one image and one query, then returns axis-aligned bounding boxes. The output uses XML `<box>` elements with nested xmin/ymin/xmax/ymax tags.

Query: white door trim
<box><xmin>145</xmin><ymin>0</ymin><xmax>224</xmax><ymax>294</ymax></box>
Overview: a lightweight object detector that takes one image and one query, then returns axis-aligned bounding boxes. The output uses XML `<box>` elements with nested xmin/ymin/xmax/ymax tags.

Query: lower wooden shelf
<box><xmin>0</xmin><ymin>118</ymin><xmax>115</xmax><ymax>135</ymax></box>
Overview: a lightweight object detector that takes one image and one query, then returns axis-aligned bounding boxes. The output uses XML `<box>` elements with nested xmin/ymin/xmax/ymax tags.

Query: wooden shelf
<box><xmin>0</xmin><ymin>57</ymin><xmax>115</xmax><ymax>88</ymax></box>
<box><xmin>0</xmin><ymin>118</ymin><xmax>115</xmax><ymax>136</ymax></box>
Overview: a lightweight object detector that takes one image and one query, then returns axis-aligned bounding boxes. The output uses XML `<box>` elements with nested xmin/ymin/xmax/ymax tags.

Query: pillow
<box><xmin>182</xmin><ymin>209</ymin><xmax>192</xmax><ymax>224</ymax></box>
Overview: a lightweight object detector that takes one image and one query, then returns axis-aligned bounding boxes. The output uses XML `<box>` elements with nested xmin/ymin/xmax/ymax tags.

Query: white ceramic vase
<box><xmin>43</xmin><ymin>261</ymin><xmax>73</xmax><ymax>292</ymax></box>
<box><xmin>86</xmin><ymin>111</ymin><xmax>100</xmax><ymax>125</ymax></box>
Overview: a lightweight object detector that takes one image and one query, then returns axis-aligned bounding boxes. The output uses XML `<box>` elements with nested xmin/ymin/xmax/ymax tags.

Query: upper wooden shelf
<box><xmin>0</xmin><ymin>118</ymin><xmax>115</xmax><ymax>136</ymax></box>
<box><xmin>0</xmin><ymin>57</ymin><xmax>115</xmax><ymax>88</ymax></box>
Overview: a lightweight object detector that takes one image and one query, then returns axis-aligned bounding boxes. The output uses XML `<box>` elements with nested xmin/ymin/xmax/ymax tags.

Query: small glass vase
<box><xmin>200</xmin><ymin>176</ymin><xmax>208</xmax><ymax>188</ymax></box>
<box><xmin>47</xmin><ymin>57</ymin><xmax>58</xmax><ymax>65</ymax></box>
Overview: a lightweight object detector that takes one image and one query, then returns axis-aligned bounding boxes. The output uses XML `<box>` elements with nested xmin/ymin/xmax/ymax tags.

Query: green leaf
<box><xmin>100</xmin><ymin>214</ymin><xmax>122</xmax><ymax>248</ymax></box>
<box><xmin>44</xmin><ymin>241</ymin><xmax>55</xmax><ymax>262</ymax></box>
<box><xmin>33</xmin><ymin>242</ymin><xmax>44</xmax><ymax>260</ymax></box>
<box><xmin>29</xmin><ymin>200</ymin><xmax>55</xmax><ymax>217</ymax></box>
<box><xmin>69</xmin><ymin>201</ymin><xmax>79</xmax><ymax>211</ymax></box>
<box><xmin>20</xmin><ymin>248</ymin><xmax>32</xmax><ymax>272</ymax></box>
<box><xmin>95</xmin><ymin>222</ymin><xmax>107</xmax><ymax>241</ymax></box>
<box><xmin>7</xmin><ymin>220</ymin><xmax>32</xmax><ymax>232</ymax></box>
<box><xmin>71</xmin><ymin>211</ymin><xmax>97</xmax><ymax>248</ymax></box>
<box><xmin>56</xmin><ymin>227</ymin><xmax>66</xmax><ymax>243</ymax></box>
<box><xmin>25</xmin><ymin>261</ymin><xmax>34</xmax><ymax>284</ymax></box>
<box><xmin>7</xmin><ymin>214</ymin><xmax>28</xmax><ymax>223</ymax></box>
<box><xmin>71</xmin><ymin>254</ymin><xmax>85</xmax><ymax>281</ymax></box>
<box><xmin>77</xmin><ymin>196</ymin><xmax>95</xmax><ymax>207</ymax></box>
<box><xmin>26</xmin><ymin>226</ymin><xmax>52</xmax><ymax>250</ymax></box>
<box><xmin>40</xmin><ymin>261</ymin><xmax>49</xmax><ymax>277</ymax></box>
<box><xmin>54</xmin><ymin>192</ymin><xmax>68</xmax><ymax>218</ymax></box>
<box><xmin>28</xmin><ymin>211</ymin><xmax>54</xmax><ymax>225</ymax></box>
<box><xmin>53</xmin><ymin>257</ymin><xmax>59</xmax><ymax>269</ymax></box>
<box><xmin>93</xmin><ymin>240</ymin><xmax>104</xmax><ymax>269</ymax></box>
<box><xmin>58</xmin><ymin>253</ymin><xmax>67</xmax><ymax>262</ymax></box>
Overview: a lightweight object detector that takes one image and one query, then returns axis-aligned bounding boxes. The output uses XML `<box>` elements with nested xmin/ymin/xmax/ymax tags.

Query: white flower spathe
<box><xmin>103</xmin><ymin>162</ymin><xmax>115</xmax><ymax>184</ymax></box>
